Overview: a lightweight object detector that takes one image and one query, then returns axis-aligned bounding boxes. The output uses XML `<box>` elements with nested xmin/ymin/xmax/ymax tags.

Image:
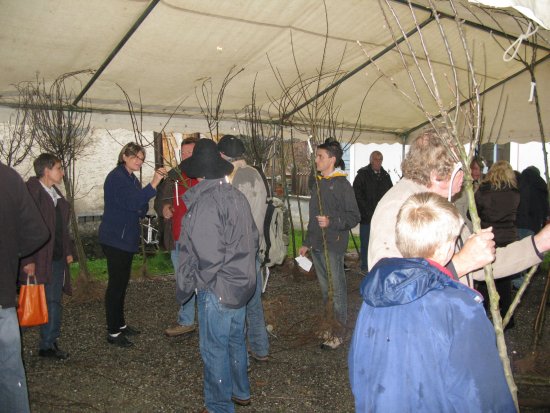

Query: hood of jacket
<box><xmin>317</xmin><ymin>167</ymin><xmax>347</xmax><ymax>180</ymax></box>
<box><xmin>360</xmin><ymin>257</ymin><xmax>481</xmax><ymax>307</ymax></box>
<box><xmin>183</xmin><ymin>177</ymin><xmax>222</xmax><ymax>206</ymax></box>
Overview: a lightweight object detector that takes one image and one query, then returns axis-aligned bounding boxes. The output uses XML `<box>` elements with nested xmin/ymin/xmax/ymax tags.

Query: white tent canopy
<box><xmin>0</xmin><ymin>0</ymin><xmax>549</xmax><ymax>144</ymax></box>
<box><xmin>470</xmin><ymin>0</ymin><xmax>550</xmax><ymax>29</ymax></box>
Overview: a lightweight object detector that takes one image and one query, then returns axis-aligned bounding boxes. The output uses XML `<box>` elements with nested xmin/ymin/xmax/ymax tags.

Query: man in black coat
<box><xmin>353</xmin><ymin>151</ymin><xmax>393</xmax><ymax>274</ymax></box>
<box><xmin>0</xmin><ymin>162</ymin><xmax>49</xmax><ymax>413</ymax></box>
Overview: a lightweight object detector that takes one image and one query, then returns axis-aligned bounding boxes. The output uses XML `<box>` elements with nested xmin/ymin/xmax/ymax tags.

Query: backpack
<box><xmin>261</xmin><ymin>196</ymin><xmax>288</xmax><ymax>267</ymax></box>
<box><xmin>252</xmin><ymin>165</ymin><xmax>288</xmax><ymax>267</ymax></box>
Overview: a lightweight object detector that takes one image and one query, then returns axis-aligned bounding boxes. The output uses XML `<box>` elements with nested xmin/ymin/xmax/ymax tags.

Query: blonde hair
<box><xmin>396</xmin><ymin>192</ymin><xmax>464</xmax><ymax>258</ymax></box>
<box><xmin>482</xmin><ymin>160</ymin><xmax>517</xmax><ymax>190</ymax></box>
<box><xmin>401</xmin><ymin>130</ymin><xmax>457</xmax><ymax>186</ymax></box>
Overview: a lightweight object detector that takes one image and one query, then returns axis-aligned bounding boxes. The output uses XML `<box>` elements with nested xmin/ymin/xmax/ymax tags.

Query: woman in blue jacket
<box><xmin>99</xmin><ymin>142</ymin><xmax>165</xmax><ymax>347</ymax></box>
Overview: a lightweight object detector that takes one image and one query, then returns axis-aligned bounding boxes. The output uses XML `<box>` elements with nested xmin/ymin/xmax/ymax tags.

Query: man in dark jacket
<box><xmin>176</xmin><ymin>139</ymin><xmax>258</xmax><ymax>412</ymax></box>
<box><xmin>299</xmin><ymin>139</ymin><xmax>360</xmax><ymax>350</ymax></box>
<box><xmin>20</xmin><ymin>153</ymin><xmax>73</xmax><ymax>360</ymax></box>
<box><xmin>352</xmin><ymin>151</ymin><xmax>393</xmax><ymax>274</ymax></box>
<box><xmin>0</xmin><ymin>162</ymin><xmax>49</xmax><ymax>413</ymax></box>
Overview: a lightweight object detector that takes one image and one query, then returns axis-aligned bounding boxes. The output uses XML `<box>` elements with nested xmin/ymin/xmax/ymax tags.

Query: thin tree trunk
<box><xmin>63</xmin><ymin>177</ymin><xmax>90</xmax><ymax>280</ymax></box>
<box><xmin>533</xmin><ymin>268</ymin><xmax>550</xmax><ymax>349</ymax></box>
<box><xmin>466</xmin><ymin>179</ymin><xmax>518</xmax><ymax>409</ymax></box>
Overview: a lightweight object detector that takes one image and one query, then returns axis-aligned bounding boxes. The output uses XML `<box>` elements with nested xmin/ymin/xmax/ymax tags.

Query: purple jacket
<box><xmin>19</xmin><ymin>177</ymin><xmax>72</xmax><ymax>294</ymax></box>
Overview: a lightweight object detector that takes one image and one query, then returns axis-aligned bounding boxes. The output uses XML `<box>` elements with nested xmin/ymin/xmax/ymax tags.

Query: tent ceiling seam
<box><xmin>162</xmin><ymin>1</ymin><xmax>383</xmax><ymax>45</ymax></box>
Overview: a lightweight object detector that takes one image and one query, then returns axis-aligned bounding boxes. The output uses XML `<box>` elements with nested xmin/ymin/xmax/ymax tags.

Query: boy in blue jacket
<box><xmin>349</xmin><ymin>192</ymin><xmax>515</xmax><ymax>413</ymax></box>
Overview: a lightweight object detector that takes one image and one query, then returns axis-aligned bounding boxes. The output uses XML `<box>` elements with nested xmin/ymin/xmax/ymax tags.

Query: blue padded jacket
<box><xmin>349</xmin><ymin>257</ymin><xmax>515</xmax><ymax>413</ymax></box>
<box><xmin>98</xmin><ymin>165</ymin><xmax>156</xmax><ymax>253</ymax></box>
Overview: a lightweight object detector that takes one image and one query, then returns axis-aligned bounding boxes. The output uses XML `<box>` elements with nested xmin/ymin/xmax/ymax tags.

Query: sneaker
<box><xmin>249</xmin><ymin>352</ymin><xmax>269</xmax><ymax>362</ymax></box>
<box><xmin>164</xmin><ymin>324</ymin><xmax>195</xmax><ymax>337</ymax></box>
<box><xmin>320</xmin><ymin>336</ymin><xmax>343</xmax><ymax>350</ymax></box>
<box><xmin>316</xmin><ymin>330</ymin><xmax>331</xmax><ymax>340</ymax></box>
<box><xmin>120</xmin><ymin>325</ymin><xmax>141</xmax><ymax>336</ymax></box>
<box><xmin>107</xmin><ymin>334</ymin><xmax>133</xmax><ymax>348</ymax></box>
<box><xmin>39</xmin><ymin>343</ymin><xmax>69</xmax><ymax>360</ymax></box>
<box><xmin>231</xmin><ymin>396</ymin><xmax>251</xmax><ymax>406</ymax></box>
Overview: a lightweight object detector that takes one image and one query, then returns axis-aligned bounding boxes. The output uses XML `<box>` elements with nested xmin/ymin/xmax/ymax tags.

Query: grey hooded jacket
<box><xmin>176</xmin><ymin>178</ymin><xmax>258</xmax><ymax>308</ymax></box>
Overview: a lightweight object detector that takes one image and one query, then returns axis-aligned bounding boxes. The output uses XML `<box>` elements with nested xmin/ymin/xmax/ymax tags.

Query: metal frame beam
<box><xmin>72</xmin><ymin>0</ymin><xmax>161</xmax><ymax>106</ymax></box>
<box><xmin>405</xmin><ymin>52</ymin><xmax>550</xmax><ymax>136</ymax></box>
<box><xmin>282</xmin><ymin>0</ymin><xmax>549</xmax><ymax>124</ymax></box>
<box><xmin>393</xmin><ymin>0</ymin><xmax>550</xmax><ymax>53</ymax></box>
<box><xmin>282</xmin><ymin>15</ymin><xmax>435</xmax><ymax>120</ymax></box>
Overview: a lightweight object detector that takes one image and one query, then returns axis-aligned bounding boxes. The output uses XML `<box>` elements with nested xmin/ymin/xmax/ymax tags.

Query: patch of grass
<box><xmin>286</xmin><ymin>229</ymin><xmax>360</xmax><ymax>257</ymax></box>
<box><xmin>541</xmin><ymin>252</ymin><xmax>550</xmax><ymax>272</ymax></box>
<box><xmin>70</xmin><ymin>251</ymin><xmax>174</xmax><ymax>282</ymax></box>
<box><xmin>71</xmin><ymin>232</ymin><xmax>362</xmax><ymax>282</ymax></box>
<box><xmin>139</xmin><ymin>251</ymin><xmax>174</xmax><ymax>275</ymax></box>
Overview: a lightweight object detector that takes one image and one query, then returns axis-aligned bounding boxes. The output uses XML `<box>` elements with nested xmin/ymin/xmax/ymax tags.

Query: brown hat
<box><xmin>181</xmin><ymin>139</ymin><xmax>233</xmax><ymax>179</ymax></box>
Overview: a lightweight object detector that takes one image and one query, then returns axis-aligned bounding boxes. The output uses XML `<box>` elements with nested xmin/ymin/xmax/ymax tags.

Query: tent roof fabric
<box><xmin>0</xmin><ymin>0</ymin><xmax>549</xmax><ymax>144</ymax></box>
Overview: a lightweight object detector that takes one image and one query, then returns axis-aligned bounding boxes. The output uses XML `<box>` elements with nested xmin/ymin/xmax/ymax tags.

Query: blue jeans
<box><xmin>311</xmin><ymin>249</ymin><xmax>347</xmax><ymax>326</ymax></box>
<box><xmin>197</xmin><ymin>290</ymin><xmax>249</xmax><ymax>413</ymax></box>
<box><xmin>0</xmin><ymin>307</ymin><xmax>30</xmax><ymax>413</ymax></box>
<box><xmin>171</xmin><ymin>246</ymin><xmax>196</xmax><ymax>326</ymax></box>
<box><xmin>359</xmin><ymin>223</ymin><xmax>370</xmax><ymax>272</ymax></box>
<box><xmin>40</xmin><ymin>259</ymin><xmax>64</xmax><ymax>350</ymax></box>
<box><xmin>246</xmin><ymin>257</ymin><xmax>269</xmax><ymax>357</ymax></box>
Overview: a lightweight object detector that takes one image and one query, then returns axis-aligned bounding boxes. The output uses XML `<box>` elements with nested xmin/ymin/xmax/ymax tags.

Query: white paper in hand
<box><xmin>295</xmin><ymin>255</ymin><xmax>313</xmax><ymax>272</ymax></box>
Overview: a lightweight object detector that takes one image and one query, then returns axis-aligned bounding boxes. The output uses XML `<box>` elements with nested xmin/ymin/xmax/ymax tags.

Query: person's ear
<box><xmin>428</xmin><ymin>170</ymin><xmax>439</xmax><ymax>188</ymax></box>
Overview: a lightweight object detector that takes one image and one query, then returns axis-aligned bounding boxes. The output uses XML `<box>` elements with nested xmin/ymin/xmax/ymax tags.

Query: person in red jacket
<box><xmin>154</xmin><ymin>135</ymin><xmax>199</xmax><ymax>337</ymax></box>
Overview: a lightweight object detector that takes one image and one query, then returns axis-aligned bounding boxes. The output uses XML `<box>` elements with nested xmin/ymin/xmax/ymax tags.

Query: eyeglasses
<box><xmin>131</xmin><ymin>155</ymin><xmax>145</xmax><ymax>162</ymax></box>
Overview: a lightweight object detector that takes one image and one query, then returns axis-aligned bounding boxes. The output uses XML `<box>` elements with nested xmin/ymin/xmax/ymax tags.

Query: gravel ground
<box><xmin>21</xmin><ymin>255</ymin><xmax>550</xmax><ymax>412</ymax></box>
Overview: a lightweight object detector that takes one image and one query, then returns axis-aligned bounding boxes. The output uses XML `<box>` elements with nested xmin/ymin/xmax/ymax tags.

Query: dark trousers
<box><xmin>101</xmin><ymin>244</ymin><xmax>134</xmax><ymax>334</ymax></box>
<box><xmin>477</xmin><ymin>278</ymin><xmax>513</xmax><ymax>319</ymax></box>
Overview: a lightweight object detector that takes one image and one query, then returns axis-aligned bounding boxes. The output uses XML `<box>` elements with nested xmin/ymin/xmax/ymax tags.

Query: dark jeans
<box><xmin>102</xmin><ymin>244</ymin><xmax>134</xmax><ymax>334</ymax></box>
<box><xmin>39</xmin><ymin>259</ymin><xmax>65</xmax><ymax>350</ymax></box>
<box><xmin>477</xmin><ymin>278</ymin><xmax>512</xmax><ymax>319</ymax></box>
<box><xmin>359</xmin><ymin>223</ymin><xmax>370</xmax><ymax>272</ymax></box>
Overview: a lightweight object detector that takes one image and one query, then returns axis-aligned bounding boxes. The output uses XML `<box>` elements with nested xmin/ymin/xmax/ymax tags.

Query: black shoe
<box><xmin>39</xmin><ymin>343</ymin><xmax>69</xmax><ymax>360</ymax></box>
<box><xmin>120</xmin><ymin>325</ymin><xmax>141</xmax><ymax>336</ymax></box>
<box><xmin>107</xmin><ymin>334</ymin><xmax>134</xmax><ymax>348</ymax></box>
<box><xmin>231</xmin><ymin>396</ymin><xmax>251</xmax><ymax>406</ymax></box>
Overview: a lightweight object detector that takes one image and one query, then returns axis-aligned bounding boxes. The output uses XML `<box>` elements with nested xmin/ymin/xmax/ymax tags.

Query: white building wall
<box><xmin>510</xmin><ymin>142</ymin><xmax>550</xmax><ymax>181</ymax></box>
<box><xmin>2</xmin><ymin>100</ymin><xmax>548</xmax><ymax>221</ymax></box>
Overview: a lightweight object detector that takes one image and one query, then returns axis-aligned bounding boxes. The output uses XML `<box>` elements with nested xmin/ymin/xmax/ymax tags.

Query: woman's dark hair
<box><xmin>117</xmin><ymin>142</ymin><xmax>145</xmax><ymax>166</ymax></box>
<box><xmin>317</xmin><ymin>138</ymin><xmax>344</xmax><ymax>169</ymax></box>
<box><xmin>34</xmin><ymin>153</ymin><xmax>61</xmax><ymax>178</ymax></box>
<box><xmin>470</xmin><ymin>156</ymin><xmax>484</xmax><ymax>170</ymax></box>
